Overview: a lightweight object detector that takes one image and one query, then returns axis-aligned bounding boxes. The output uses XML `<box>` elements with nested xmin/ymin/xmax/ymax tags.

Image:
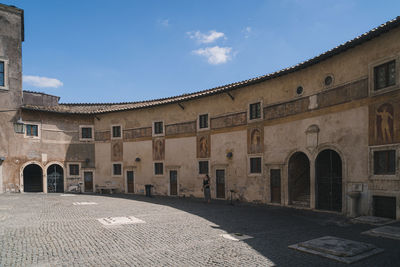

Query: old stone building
<box><xmin>1</xmin><ymin>4</ymin><xmax>400</xmax><ymax>220</ymax></box>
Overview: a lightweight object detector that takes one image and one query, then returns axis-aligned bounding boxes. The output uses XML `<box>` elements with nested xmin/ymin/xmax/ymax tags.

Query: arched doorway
<box><xmin>316</xmin><ymin>149</ymin><xmax>342</xmax><ymax>212</ymax></box>
<box><xmin>288</xmin><ymin>152</ymin><xmax>310</xmax><ymax>207</ymax></box>
<box><xmin>23</xmin><ymin>164</ymin><xmax>43</xmax><ymax>192</ymax></box>
<box><xmin>47</xmin><ymin>164</ymin><xmax>64</xmax><ymax>193</ymax></box>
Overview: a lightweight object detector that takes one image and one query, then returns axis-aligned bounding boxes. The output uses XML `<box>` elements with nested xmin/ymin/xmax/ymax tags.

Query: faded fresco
<box><xmin>197</xmin><ymin>134</ymin><xmax>210</xmax><ymax>158</ymax></box>
<box><xmin>369</xmin><ymin>101</ymin><xmax>399</xmax><ymax>145</ymax></box>
<box><xmin>248</xmin><ymin>126</ymin><xmax>263</xmax><ymax>154</ymax></box>
<box><xmin>153</xmin><ymin>138</ymin><xmax>165</xmax><ymax>160</ymax></box>
<box><xmin>111</xmin><ymin>141</ymin><xmax>123</xmax><ymax>161</ymax></box>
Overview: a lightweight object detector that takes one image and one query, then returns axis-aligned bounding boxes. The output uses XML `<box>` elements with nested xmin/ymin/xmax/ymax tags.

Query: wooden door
<box><xmin>270</xmin><ymin>169</ymin><xmax>281</xmax><ymax>203</ymax></box>
<box><xmin>216</xmin><ymin>169</ymin><xmax>225</xmax><ymax>199</ymax></box>
<box><xmin>316</xmin><ymin>150</ymin><xmax>342</xmax><ymax>212</ymax></box>
<box><xmin>84</xmin><ymin>171</ymin><xmax>93</xmax><ymax>192</ymax></box>
<box><xmin>169</xmin><ymin>170</ymin><xmax>178</xmax><ymax>196</ymax></box>
<box><xmin>127</xmin><ymin>171</ymin><xmax>134</xmax><ymax>193</ymax></box>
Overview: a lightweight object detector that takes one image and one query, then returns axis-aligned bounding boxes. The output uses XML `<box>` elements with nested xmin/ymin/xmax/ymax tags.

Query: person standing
<box><xmin>203</xmin><ymin>174</ymin><xmax>211</xmax><ymax>203</ymax></box>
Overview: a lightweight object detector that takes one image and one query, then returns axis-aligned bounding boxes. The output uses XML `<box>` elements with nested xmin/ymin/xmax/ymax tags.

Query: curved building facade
<box><xmin>1</xmin><ymin>4</ymin><xmax>400</xmax><ymax>219</ymax></box>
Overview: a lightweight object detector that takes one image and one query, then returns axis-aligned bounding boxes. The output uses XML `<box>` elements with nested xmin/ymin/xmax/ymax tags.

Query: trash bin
<box><xmin>145</xmin><ymin>184</ymin><xmax>153</xmax><ymax>197</ymax></box>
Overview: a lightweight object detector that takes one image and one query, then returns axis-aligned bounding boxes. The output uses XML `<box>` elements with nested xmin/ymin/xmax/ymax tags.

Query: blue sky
<box><xmin>3</xmin><ymin>0</ymin><xmax>400</xmax><ymax>103</ymax></box>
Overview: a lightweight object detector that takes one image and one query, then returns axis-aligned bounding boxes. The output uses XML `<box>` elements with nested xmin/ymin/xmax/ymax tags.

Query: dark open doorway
<box><xmin>23</xmin><ymin>164</ymin><xmax>43</xmax><ymax>192</ymax></box>
<box><xmin>316</xmin><ymin>149</ymin><xmax>342</xmax><ymax>212</ymax></box>
<box><xmin>288</xmin><ymin>152</ymin><xmax>310</xmax><ymax>207</ymax></box>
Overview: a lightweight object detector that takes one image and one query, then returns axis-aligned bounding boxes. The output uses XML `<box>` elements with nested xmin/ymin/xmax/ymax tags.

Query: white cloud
<box><xmin>160</xmin><ymin>19</ymin><xmax>169</xmax><ymax>27</ymax></box>
<box><xmin>23</xmin><ymin>75</ymin><xmax>63</xmax><ymax>88</ymax></box>
<box><xmin>193</xmin><ymin>46</ymin><xmax>232</xmax><ymax>65</ymax></box>
<box><xmin>243</xmin><ymin>26</ymin><xmax>252</xmax><ymax>38</ymax></box>
<box><xmin>187</xmin><ymin>30</ymin><xmax>226</xmax><ymax>44</ymax></box>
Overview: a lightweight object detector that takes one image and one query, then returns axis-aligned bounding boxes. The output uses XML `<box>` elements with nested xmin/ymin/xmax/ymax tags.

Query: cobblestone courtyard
<box><xmin>0</xmin><ymin>193</ymin><xmax>399</xmax><ymax>266</ymax></box>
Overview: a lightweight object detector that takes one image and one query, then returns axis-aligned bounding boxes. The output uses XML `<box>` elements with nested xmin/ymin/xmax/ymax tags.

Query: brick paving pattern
<box><xmin>0</xmin><ymin>193</ymin><xmax>399</xmax><ymax>266</ymax></box>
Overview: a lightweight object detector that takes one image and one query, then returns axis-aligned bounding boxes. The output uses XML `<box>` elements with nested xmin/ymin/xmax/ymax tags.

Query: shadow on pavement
<box><xmin>85</xmin><ymin>193</ymin><xmax>400</xmax><ymax>267</ymax></box>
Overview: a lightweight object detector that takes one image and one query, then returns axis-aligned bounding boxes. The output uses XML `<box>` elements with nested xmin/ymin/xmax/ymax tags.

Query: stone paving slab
<box><xmin>73</xmin><ymin>202</ymin><xmax>98</xmax><ymax>205</ymax></box>
<box><xmin>97</xmin><ymin>216</ymin><xmax>146</xmax><ymax>226</ymax></box>
<box><xmin>352</xmin><ymin>216</ymin><xmax>395</xmax><ymax>225</ymax></box>
<box><xmin>289</xmin><ymin>236</ymin><xmax>384</xmax><ymax>264</ymax></box>
<box><xmin>363</xmin><ymin>226</ymin><xmax>400</xmax><ymax>240</ymax></box>
<box><xmin>221</xmin><ymin>233</ymin><xmax>253</xmax><ymax>241</ymax></box>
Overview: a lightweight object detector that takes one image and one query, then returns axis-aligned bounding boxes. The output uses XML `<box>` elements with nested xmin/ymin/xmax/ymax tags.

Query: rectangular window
<box><xmin>112</xmin><ymin>125</ymin><xmax>121</xmax><ymax>138</ymax></box>
<box><xmin>0</xmin><ymin>61</ymin><xmax>4</xmax><ymax>87</ymax></box>
<box><xmin>199</xmin><ymin>114</ymin><xmax>209</xmax><ymax>129</ymax></box>
<box><xmin>113</xmin><ymin>163</ymin><xmax>122</xmax><ymax>176</ymax></box>
<box><xmin>250</xmin><ymin>157</ymin><xmax>262</xmax><ymax>173</ymax></box>
<box><xmin>374</xmin><ymin>60</ymin><xmax>396</xmax><ymax>90</ymax></box>
<box><xmin>154</xmin><ymin>121</ymin><xmax>163</xmax><ymax>135</ymax></box>
<box><xmin>26</xmin><ymin>124</ymin><xmax>38</xmax><ymax>137</ymax></box>
<box><xmin>154</xmin><ymin>162</ymin><xmax>163</xmax><ymax>175</ymax></box>
<box><xmin>81</xmin><ymin>127</ymin><xmax>93</xmax><ymax>139</ymax></box>
<box><xmin>374</xmin><ymin>150</ymin><xmax>396</xmax><ymax>175</ymax></box>
<box><xmin>249</xmin><ymin>102</ymin><xmax>261</xmax><ymax>120</ymax></box>
<box><xmin>69</xmin><ymin>164</ymin><xmax>80</xmax><ymax>176</ymax></box>
<box><xmin>199</xmin><ymin>161</ymin><xmax>209</xmax><ymax>174</ymax></box>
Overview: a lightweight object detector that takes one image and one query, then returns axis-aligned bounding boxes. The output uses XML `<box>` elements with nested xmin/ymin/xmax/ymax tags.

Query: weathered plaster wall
<box><xmin>0</xmin><ymin>5</ymin><xmax>23</xmax><ymax>192</ymax></box>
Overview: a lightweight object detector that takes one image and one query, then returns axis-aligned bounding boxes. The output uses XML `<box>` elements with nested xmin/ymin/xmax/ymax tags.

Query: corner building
<box><xmin>1</xmin><ymin>4</ymin><xmax>400</xmax><ymax>220</ymax></box>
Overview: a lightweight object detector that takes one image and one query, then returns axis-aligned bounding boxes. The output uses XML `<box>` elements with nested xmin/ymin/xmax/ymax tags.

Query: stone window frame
<box><xmin>79</xmin><ymin>125</ymin><xmax>94</xmax><ymax>142</ymax></box>
<box><xmin>67</xmin><ymin>162</ymin><xmax>81</xmax><ymax>178</ymax></box>
<box><xmin>111</xmin><ymin>124</ymin><xmax>122</xmax><ymax>140</ymax></box>
<box><xmin>152</xmin><ymin>120</ymin><xmax>165</xmax><ymax>137</ymax></box>
<box><xmin>369</xmin><ymin>145</ymin><xmax>400</xmax><ymax>180</ymax></box>
<box><xmin>369</xmin><ymin>55</ymin><xmax>400</xmax><ymax>97</ymax></box>
<box><xmin>0</xmin><ymin>58</ymin><xmax>9</xmax><ymax>90</ymax></box>
<box><xmin>112</xmin><ymin>162</ymin><xmax>123</xmax><ymax>177</ymax></box>
<box><xmin>295</xmin><ymin>85</ymin><xmax>304</xmax><ymax>97</ymax></box>
<box><xmin>248</xmin><ymin>155</ymin><xmax>263</xmax><ymax>176</ymax></box>
<box><xmin>154</xmin><ymin>161</ymin><xmax>164</xmax><ymax>176</ymax></box>
<box><xmin>24</xmin><ymin>121</ymin><xmax>41</xmax><ymax>140</ymax></box>
<box><xmin>197</xmin><ymin>113</ymin><xmax>210</xmax><ymax>131</ymax></box>
<box><xmin>322</xmin><ymin>73</ymin><xmax>335</xmax><ymax>89</ymax></box>
<box><xmin>198</xmin><ymin>160</ymin><xmax>210</xmax><ymax>175</ymax></box>
<box><xmin>248</xmin><ymin>100</ymin><xmax>264</xmax><ymax>122</ymax></box>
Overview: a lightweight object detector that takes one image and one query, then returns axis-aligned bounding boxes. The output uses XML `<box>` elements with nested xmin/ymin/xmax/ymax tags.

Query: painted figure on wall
<box><xmin>376</xmin><ymin>103</ymin><xmax>394</xmax><ymax>144</ymax></box>
<box><xmin>197</xmin><ymin>135</ymin><xmax>210</xmax><ymax>158</ymax></box>
<box><xmin>153</xmin><ymin>139</ymin><xmax>165</xmax><ymax>160</ymax></box>
<box><xmin>248</xmin><ymin>127</ymin><xmax>263</xmax><ymax>154</ymax></box>
<box><xmin>112</xmin><ymin>142</ymin><xmax>123</xmax><ymax>161</ymax></box>
<box><xmin>200</xmin><ymin>136</ymin><xmax>208</xmax><ymax>157</ymax></box>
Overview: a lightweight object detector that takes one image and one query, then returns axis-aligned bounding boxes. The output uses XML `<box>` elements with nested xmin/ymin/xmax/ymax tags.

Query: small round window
<box><xmin>296</xmin><ymin>86</ymin><xmax>303</xmax><ymax>95</ymax></box>
<box><xmin>324</xmin><ymin>75</ymin><xmax>333</xmax><ymax>86</ymax></box>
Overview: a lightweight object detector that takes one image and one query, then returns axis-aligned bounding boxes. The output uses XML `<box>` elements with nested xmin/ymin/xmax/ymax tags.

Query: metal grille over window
<box><xmin>26</xmin><ymin>124</ymin><xmax>38</xmax><ymax>136</ymax></box>
<box><xmin>113</xmin><ymin>164</ymin><xmax>122</xmax><ymax>176</ymax></box>
<box><xmin>374</xmin><ymin>60</ymin><xmax>396</xmax><ymax>90</ymax></box>
<box><xmin>112</xmin><ymin>126</ymin><xmax>121</xmax><ymax>138</ymax></box>
<box><xmin>249</xmin><ymin>103</ymin><xmax>261</xmax><ymax>120</ymax></box>
<box><xmin>250</xmin><ymin>157</ymin><xmax>262</xmax><ymax>173</ymax></box>
<box><xmin>374</xmin><ymin>150</ymin><xmax>395</xmax><ymax>175</ymax></box>
<box><xmin>81</xmin><ymin>127</ymin><xmax>92</xmax><ymax>139</ymax></box>
<box><xmin>199</xmin><ymin>161</ymin><xmax>209</xmax><ymax>174</ymax></box>
<box><xmin>154</xmin><ymin>122</ymin><xmax>163</xmax><ymax>134</ymax></box>
<box><xmin>154</xmin><ymin>162</ymin><xmax>163</xmax><ymax>175</ymax></box>
<box><xmin>0</xmin><ymin>61</ymin><xmax>4</xmax><ymax>87</ymax></box>
<box><xmin>199</xmin><ymin>114</ymin><xmax>208</xmax><ymax>129</ymax></box>
<box><xmin>69</xmin><ymin>164</ymin><xmax>79</xmax><ymax>176</ymax></box>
